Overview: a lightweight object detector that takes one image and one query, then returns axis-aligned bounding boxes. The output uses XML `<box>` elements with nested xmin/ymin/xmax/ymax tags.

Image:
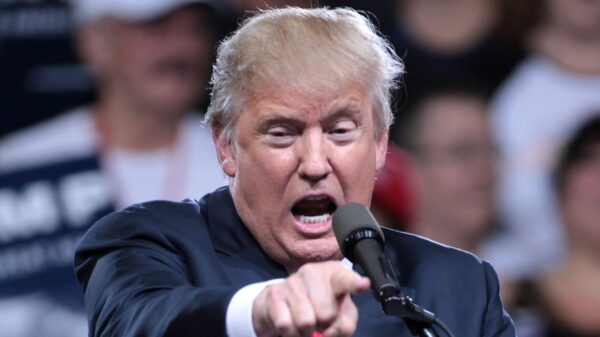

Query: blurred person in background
<box><xmin>383</xmin><ymin>0</ymin><xmax>524</xmax><ymax>119</ymax></box>
<box><xmin>487</xmin><ymin>0</ymin><xmax>600</xmax><ymax>285</ymax></box>
<box><xmin>0</xmin><ymin>0</ymin><xmax>224</xmax><ymax>206</ymax></box>
<box><xmin>509</xmin><ymin>115</ymin><xmax>600</xmax><ymax>337</ymax></box>
<box><xmin>0</xmin><ymin>1</ymin><xmax>224</xmax><ymax>336</ymax></box>
<box><xmin>394</xmin><ymin>81</ymin><xmax>499</xmax><ymax>256</ymax></box>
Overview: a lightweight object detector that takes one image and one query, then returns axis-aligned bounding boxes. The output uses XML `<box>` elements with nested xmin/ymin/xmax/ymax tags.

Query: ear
<box><xmin>375</xmin><ymin>128</ymin><xmax>389</xmax><ymax>173</ymax></box>
<box><xmin>213</xmin><ymin>130</ymin><xmax>237</xmax><ymax>177</ymax></box>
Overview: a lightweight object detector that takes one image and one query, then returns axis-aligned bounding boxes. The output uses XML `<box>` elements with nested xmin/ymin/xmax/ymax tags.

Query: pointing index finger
<box><xmin>330</xmin><ymin>269</ymin><xmax>370</xmax><ymax>297</ymax></box>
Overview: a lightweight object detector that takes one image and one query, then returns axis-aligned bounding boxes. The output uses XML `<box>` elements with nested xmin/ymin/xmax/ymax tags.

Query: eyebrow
<box><xmin>322</xmin><ymin>101</ymin><xmax>364</xmax><ymax>125</ymax></box>
<box><xmin>255</xmin><ymin>100</ymin><xmax>365</xmax><ymax>131</ymax></box>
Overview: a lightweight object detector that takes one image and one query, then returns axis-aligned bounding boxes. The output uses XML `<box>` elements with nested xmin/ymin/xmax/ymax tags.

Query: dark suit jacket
<box><xmin>74</xmin><ymin>187</ymin><xmax>515</xmax><ymax>337</ymax></box>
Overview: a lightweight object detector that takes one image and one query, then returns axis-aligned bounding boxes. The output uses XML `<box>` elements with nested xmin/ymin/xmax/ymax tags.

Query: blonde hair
<box><xmin>205</xmin><ymin>7</ymin><xmax>404</xmax><ymax>141</ymax></box>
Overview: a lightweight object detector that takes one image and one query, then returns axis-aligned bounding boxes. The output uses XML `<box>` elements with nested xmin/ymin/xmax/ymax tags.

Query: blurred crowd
<box><xmin>0</xmin><ymin>0</ymin><xmax>599</xmax><ymax>336</ymax></box>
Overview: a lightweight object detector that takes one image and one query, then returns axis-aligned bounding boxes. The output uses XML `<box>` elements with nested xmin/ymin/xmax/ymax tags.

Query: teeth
<box><xmin>297</xmin><ymin>214</ymin><xmax>331</xmax><ymax>224</ymax></box>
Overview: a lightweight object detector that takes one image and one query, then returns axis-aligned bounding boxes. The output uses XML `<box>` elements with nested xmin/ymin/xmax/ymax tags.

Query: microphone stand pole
<box><xmin>380</xmin><ymin>293</ymin><xmax>439</xmax><ymax>337</ymax></box>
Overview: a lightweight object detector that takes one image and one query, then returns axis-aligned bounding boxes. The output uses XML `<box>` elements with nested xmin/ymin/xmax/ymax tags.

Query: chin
<box><xmin>292</xmin><ymin>238</ymin><xmax>341</xmax><ymax>262</ymax></box>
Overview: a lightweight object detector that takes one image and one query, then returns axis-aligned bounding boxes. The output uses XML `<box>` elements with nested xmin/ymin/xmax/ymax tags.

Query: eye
<box><xmin>328</xmin><ymin>120</ymin><xmax>358</xmax><ymax>142</ymax></box>
<box><xmin>268</xmin><ymin>128</ymin><xmax>288</xmax><ymax>137</ymax></box>
<box><xmin>265</xmin><ymin>126</ymin><xmax>296</xmax><ymax>147</ymax></box>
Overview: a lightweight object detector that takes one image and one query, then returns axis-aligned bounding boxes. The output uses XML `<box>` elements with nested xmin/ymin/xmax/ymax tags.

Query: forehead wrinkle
<box><xmin>324</xmin><ymin>100</ymin><xmax>364</xmax><ymax>119</ymax></box>
<box><xmin>250</xmin><ymin>89</ymin><xmax>369</xmax><ymax>125</ymax></box>
<box><xmin>251</xmin><ymin>100</ymin><xmax>304</xmax><ymax>122</ymax></box>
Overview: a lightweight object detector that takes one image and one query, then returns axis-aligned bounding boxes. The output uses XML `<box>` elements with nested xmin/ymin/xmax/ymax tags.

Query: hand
<box><xmin>252</xmin><ymin>261</ymin><xmax>370</xmax><ymax>337</ymax></box>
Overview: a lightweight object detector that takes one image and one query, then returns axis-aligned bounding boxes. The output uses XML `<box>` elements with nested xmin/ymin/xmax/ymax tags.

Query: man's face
<box><xmin>413</xmin><ymin>95</ymin><xmax>497</xmax><ymax>239</ymax></box>
<box><xmin>561</xmin><ymin>143</ymin><xmax>600</xmax><ymax>251</ymax></box>
<box><xmin>547</xmin><ymin>0</ymin><xmax>600</xmax><ymax>38</ymax></box>
<box><xmin>87</xmin><ymin>6</ymin><xmax>215</xmax><ymax>115</ymax></box>
<box><xmin>216</xmin><ymin>87</ymin><xmax>388</xmax><ymax>270</ymax></box>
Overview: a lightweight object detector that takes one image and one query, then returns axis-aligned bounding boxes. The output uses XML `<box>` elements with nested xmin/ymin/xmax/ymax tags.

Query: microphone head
<box><xmin>332</xmin><ymin>203</ymin><xmax>385</xmax><ymax>259</ymax></box>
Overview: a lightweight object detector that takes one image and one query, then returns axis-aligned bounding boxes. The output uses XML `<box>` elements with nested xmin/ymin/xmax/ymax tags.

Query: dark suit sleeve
<box><xmin>74</xmin><ymin>207</ymin><xmax>240</xmax><ymax>337</ymax></box>
<box><xmin>481</xmin><ymin>261</ymin><xmax>516</xmax><ymax>337</ymax></box>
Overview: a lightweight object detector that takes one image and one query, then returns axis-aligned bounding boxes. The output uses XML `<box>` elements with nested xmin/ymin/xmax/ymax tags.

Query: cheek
<box><xmin>332</xmin><ymin>143</ymin><xmax>377</xmax><ymax>203</ymax></box>
<box><xmin>113</xmin><ymin>36</ymin><xmax>143</xmax><ymax>63</ymax></box>
<box><xmin>251</xmin><ymin>147</ymin><xmax>296</xmax><ymax>176</ymax></box>
<box><xmin>564</xmin><ymin>179</ymin><xmax>600</xmax><ymax>220</ymax></box>
<box><xmin>425</xmin><ymin>166</ymin><xmax>476</xmax><ymax>213</ymax></box>
<box><xmin>110</xmin><ymin>51</ymin><xmax>151</xmax><ymax>86</ymax></box>
<box><xmin>443</xmin><ymin>165</ymin><xmax>480</xmax><ymax>197</ymax></box>
<box><xmin>561</xmin><ymin>169</ymin><xmax>600</xmax><ymax>235</ymax></box>
<box><xmin>568</xmin><ymin>169</ymin><xmax>600</xmax><ymax>204</ymax></box>
<box><xmin>426</xmin><ymin>166</ymin><xmax>458</xmax><ymax>196</ymax></box>
<box><xmin>117</xmin><ymin>40</ymin><xmax>164</xmax><ymax>77</ymax></box>
<box><xmin>236</xmin><ymin>146</ymin><xmax>297</xmax><ymax>199</ymax></box>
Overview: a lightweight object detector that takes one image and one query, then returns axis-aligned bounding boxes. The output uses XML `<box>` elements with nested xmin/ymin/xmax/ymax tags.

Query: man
<box><xmin>75</xmin><ymin>7</ymin><xmax>515</xmax><ymax>337</ymax></box>
<box><xmin>0</xmin><ymin>1</ymin><xmax>223</xmax><ymax>336</ymax></box>
<box><xmin>396</xmin><ymin>84</ymin><xmax>498</xmax><ymax>254</ymax></box>
<box><xmin>0</xmin><ymin>0</ymin><xmax>224</xmax><ymax>207</ymax></box>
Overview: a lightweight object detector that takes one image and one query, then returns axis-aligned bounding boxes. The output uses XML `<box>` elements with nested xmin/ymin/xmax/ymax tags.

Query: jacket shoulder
<box><xmin>74</xmin><ymin>188</ymin><xmax>228</xmax><ymax>274</ymax></box>
<box><xmin>79</xmin><ymin>199</ymin><xmax>206</xmax><ymax>246</ymax></box>
<box><xmin>382</xmin><ymin>228</ymin><xmax>491</xmax><ymax>284</ymax></box>
<box><xmin>382</xmin><ymin>229</ymin><xmax>516</xmax><ymax>336</ymax></box>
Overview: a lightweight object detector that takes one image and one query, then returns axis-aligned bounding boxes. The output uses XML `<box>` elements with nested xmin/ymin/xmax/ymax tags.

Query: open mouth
<box><xmin>291</xmin><ymin>195</ymin><xmax>337</xmax><ymax>225</ymax></box>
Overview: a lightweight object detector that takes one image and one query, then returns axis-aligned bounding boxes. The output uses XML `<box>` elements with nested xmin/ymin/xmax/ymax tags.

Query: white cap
<box><xmin>71</xmin><ymin>0</ymin><xmax>215</xmax><ymax>25</ymax></box>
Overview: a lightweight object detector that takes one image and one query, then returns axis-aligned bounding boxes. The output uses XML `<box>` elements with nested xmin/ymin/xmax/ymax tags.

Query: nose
<box><xmin>298</xmin><ymin>130</ymin><xmax>332</xmax><ymax>183</ymax></box>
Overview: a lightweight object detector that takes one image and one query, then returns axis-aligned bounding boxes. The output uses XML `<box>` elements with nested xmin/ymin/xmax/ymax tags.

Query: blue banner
<box><xmin>0</xmin><ymin>155</ymin><xmax>115</xmax><ymax>309</ymax></box>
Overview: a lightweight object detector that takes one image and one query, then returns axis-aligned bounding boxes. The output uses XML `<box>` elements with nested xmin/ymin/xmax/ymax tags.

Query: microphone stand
<box><xmin>340</xmin><ymin>226</ymin><xmax>454</xmax><ymax>337</ymax></box>
<box><xmin>407</xmin><ymin>323</ymin><xmax>438</xmax><ymax>337</ymax></box>
<box><xmin>377</xmin><ymin>283</ymin><xmax>456</xmax><ymax>337</ymax></box>
<box><xmin>361</xmin><ymin>251</ymin><xmax>454</xmax><ymax>337</ymax></box>
<box><xmin>377</xmin><ymin>287</ymin><xmax>440</xmax><ymax>337</ymax></box>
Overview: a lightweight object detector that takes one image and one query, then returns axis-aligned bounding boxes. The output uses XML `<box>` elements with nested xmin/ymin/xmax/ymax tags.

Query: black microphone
<box><xmin>332</xmin><ymin>203</ymin><xmax>435</xmax><ymax>323</ymax></box>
